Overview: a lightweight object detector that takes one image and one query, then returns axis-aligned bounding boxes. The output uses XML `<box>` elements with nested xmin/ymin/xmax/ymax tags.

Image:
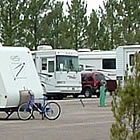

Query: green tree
<box><xmin>42</xmin><ymin>1</ymin><xmax>64</xmax><ymax>49</ymax></box>
<box><xmin>97</xmin><ymin>6</ymin><xmax>111</xmax><ymax>50</ymax></box>
<box><xmin>98</xmin><ymin>0</ymin><xmax>120</xmax><ymax>50</ymax></box>
<box><xmin>67</xmin><ymin>0</ymin><xmax>88</xmax><ymax>50</ymax></box>
<box><xmin>111</xmin><ymin>53</ymin><xmax>140</xmax><ymax>140</ymax></box>
<box><xmin>0</xmin><ymin>0</ymin><xmax>25</xmax><ymax>46</ymax></box>
<box><xmin>23</xmin><ymin>0</ymin><xmax>50</xmax><ymax>50</ymax></box>
<box><xmin>87</xmin><ymin>9</ymin><xmax>99</xmax><ymax>50</ymax></box>
<box><xmin>58</xmin><ymin>16</ymin><xmax>72</xmax><ymax>49</ymax></box>
<box><xmin>117</xmin><ymin>0</ymin><xmax>140</xmax><ymax>45</ymax></box>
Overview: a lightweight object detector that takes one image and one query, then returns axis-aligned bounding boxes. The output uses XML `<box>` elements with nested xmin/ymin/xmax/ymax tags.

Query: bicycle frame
<box><xmin>28</xmin><ymin>95</ymin><xmax>48</xmax><ymax>114</ymax></box>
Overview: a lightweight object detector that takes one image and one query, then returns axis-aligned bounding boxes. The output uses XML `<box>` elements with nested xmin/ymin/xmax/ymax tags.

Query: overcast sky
<box><xmin>85</xmin><ymin>0</ymin><xmax>104</xmax><ymax>11</ymax></box>
<box><xmin>60</xmin><ymin>0</ymin><xmax>104</xmax><ymax>15</ymax></box>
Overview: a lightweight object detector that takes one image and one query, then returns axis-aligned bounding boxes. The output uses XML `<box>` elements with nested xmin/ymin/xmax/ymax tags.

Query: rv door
<box><xmin>41</xmin><ymin>57</ymin><xmax>47</xmax><ymax>73</ymax></box>
<box><xmin>47</xmin><ymin>59</ymin><xmax>54</xmax><ymax>75</ymax></box>
<box><xmin>127</xmin><ymin>52</ymin><xmax>135</xmax><ymax>75</ymax></box>
<box><xmin>41</xmin><ymin>57</ymin><xmax>54</xmax><ymax>77</ymax></box>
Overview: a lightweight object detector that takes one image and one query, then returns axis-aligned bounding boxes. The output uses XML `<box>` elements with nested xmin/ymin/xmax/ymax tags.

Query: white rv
<box><xmin>116</xmin><ymin>45</ymin><xmax>140</xmax><ymax>81</ymax></box>
<box><xmin>0</xmin><ymin>47</ymin><xmax>43</xmax><ymax>112</ymax></box>
<box><xmin>78</xmin><ymin>49</ymin><xmax>116</xmax><ymax>80</ymax></box>
<box><xmin>32</xmin><ymin>46</ymin><xmax>82</xmax><ymax>99</ymax></box>
<box><xmin>78</xmin><ymin>49</ymin><xmax>117</xmax><ymax>92</ymax></box>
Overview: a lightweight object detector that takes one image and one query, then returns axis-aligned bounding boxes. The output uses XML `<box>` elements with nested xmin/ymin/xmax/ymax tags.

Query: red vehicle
<box><xmin>106</xmin><ymin>79</ymin><xmax>117</xmax><ymax>95</ymax></box>
<box><xmin>81</xmin><ymin>72</ymin><xmax>106</xmax><ymax>98</ymax></box>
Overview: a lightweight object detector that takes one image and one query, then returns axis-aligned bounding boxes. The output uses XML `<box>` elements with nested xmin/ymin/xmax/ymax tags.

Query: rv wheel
<box><xmin>84</xmin><ymin>88</ymin><xmax>92</xmax><ymax>98</ymax></box>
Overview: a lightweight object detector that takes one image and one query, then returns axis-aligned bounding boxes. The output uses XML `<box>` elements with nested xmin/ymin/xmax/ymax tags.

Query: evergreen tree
<box><xmin>67</xmin><ymin>0</ymin><xmax>88</xmax><ymax>50</ymax></box>
<box><xmin>58</xmin><ymin>16</ymin><xmax>72</xmax><ymax>49</ymax></box>
<box><xmin>98</xmin><ymin>0</ymin><xmax>120</xmax><ymax>50</ymax></box>
<box><xmin>0</xmin><ymin>0</ymin><xmax>25</xmax><ymax>46</ymax></box>
<box><xmin>87</xmin><ymin>9</ymin><xmax>99</xmax><ymax>50</ymax></box>
<box><xmin>97</xmin><ymin>0</ymin><xmax>140</xmax><ymax>49</ymax></box>
<box><xmin>22</xmin><ymin>0</ymin><xmax>50</xmax><ymax>50</ymax></box>
<box><xmin>111</xmin><ymin>53</ymin><xmax>140</xmax><ymax>140</ymax></box>
<box><xmin>117</xmin><ymin>0</ymin><xmax>140</xmax><ymax>45</ymax></box>
<box><xmin>97</xmin><ymin>6</ymin><xmax>111</xmax><ymax>50</ymax></box>
<box><xmin>42</xmin><ymin>1</ymin><xmax>64</xmax><ymax>49</ymax></box>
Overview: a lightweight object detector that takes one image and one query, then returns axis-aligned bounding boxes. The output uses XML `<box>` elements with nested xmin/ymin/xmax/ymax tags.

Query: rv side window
<box><xmin>102</xmin><ymin>59</ymin><xmax>116</xmax><ymax>69</ymax></box>
<box><xmin>129</xmin><ymin>54</ymin><xmax>134</xmax><ymax>66</ymax></box>
<box><xmin>41</xmin><ymin>58</ymin><xmax>47</xmax><ymax>70</ymax></box>
<box><xmin>48</xmin><ymin>61</ymin><xmax>54</xmax><ymax>72</ymax></box>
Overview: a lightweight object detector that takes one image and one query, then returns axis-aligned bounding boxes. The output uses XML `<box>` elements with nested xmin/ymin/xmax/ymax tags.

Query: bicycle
<box><xmin>17</xmin><ymin>93</ymin><xmax>61</xmax><ymax>120</ymax></box>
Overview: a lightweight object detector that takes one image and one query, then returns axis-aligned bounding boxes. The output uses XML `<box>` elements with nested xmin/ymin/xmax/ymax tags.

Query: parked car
<box><xmin>81</xmin><ymin>71</ymin><xmax>106</xmax><ymax>98</ymax></box>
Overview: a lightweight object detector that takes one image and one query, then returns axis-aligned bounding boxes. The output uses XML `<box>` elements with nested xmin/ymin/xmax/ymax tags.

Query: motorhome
<box><xmin>32</xmin><ymin>45</ymin><xmax>82</xmax><ymax>99</ymax></box>
<box><xmin>78</xmin><ymin>49</ymin><xmax>117</xmax><ymax>92</ymax></box>
<box><xmin>116</xmin><ymin>45</ymin><xmax>140</xmax><ymax>81</ymax></box>
<box><xmin>0</xmin><ymin>47</ymin><xmax>43</xmax><ymax>114</ymax></box>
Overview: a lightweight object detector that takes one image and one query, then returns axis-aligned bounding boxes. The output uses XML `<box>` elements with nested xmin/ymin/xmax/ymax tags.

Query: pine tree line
<box><xmin>0</xmin><ymin>0</ymin><xmax>140</xmax><ymax>50</ymax></box>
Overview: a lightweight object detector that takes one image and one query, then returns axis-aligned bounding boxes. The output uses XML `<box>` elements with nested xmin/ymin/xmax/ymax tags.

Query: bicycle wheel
<box><xmin>17</xmin><ymin>103</ymin><xmax>33</xmax><ymax>120</ymax></box>
<box><xmin>44</xmin><ymin>102</ymin><xmax>61</xmax><ymax>120</ymax></box>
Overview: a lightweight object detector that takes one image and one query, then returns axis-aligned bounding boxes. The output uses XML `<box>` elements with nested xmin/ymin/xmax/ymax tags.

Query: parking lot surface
<box><xmin>0</xmin><ymin>96</ymin><xmax>114</xmax><ymax>140</ymax></box>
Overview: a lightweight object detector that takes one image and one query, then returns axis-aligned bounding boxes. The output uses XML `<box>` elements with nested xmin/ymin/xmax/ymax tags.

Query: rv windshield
<box><xmin>56</xmin><ymin>55</ymin><xmax>79</xmax><ymax>72</ymax></box>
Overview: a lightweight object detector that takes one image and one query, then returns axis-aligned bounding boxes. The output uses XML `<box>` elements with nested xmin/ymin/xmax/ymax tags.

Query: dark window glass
<box><xmin>102</xmin><ymin>59</ymin><xmax>116</xmax><ymax>69</ymax></box>
<box><xmin>41</xmin><ymin>58</ymin><xmax>47</xmax><ymax>70</ymax></box>
<box><xmin>48</xmin><ymin>61</ymin><xmax>54</xmax><ymax>72</ymax></box>
<box><xmin>95</xmin><ymin>74</ymin><xmax>105</xmax><ymax>81</ymax></box>
<box><xmin>129</xmin><ymin>54</ymin><xmax>134</xmax><ymax>66</ymax></box>
<box><xmin>56</xmin><ymin>55</ymin><xmax>79</xmax><ymax>71</ymax></box>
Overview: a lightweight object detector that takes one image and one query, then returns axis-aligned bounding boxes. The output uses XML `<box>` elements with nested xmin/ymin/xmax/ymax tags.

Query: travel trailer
<box><xmin>0</xmin><ymin>47</ymin><xmax>43</xmax><ymax>117</ymax></box>
<box><xmin>78</xmin><ymin>49</ymin><xmax>117</xmax><ymax>92</ymax></box>
<box><xmin>78</xmin><ymin>45</ymin><xmax>140</xmax><ymax>92</ymax></box>
<box><xmin>32</xmin><ymin>45</ymin><xmax>82</xmax><ymax>99</ymax></box>
<box><xmin>116</xmin><ymin>45</ymin><xmax>140</xmax><ymax>81</ymax></box>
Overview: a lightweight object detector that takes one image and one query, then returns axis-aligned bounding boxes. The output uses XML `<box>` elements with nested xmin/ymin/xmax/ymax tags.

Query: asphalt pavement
<box><xmin>0</xmin><ymin>96</ymin><xmax>114</xmax><ymax>140</ymax></box>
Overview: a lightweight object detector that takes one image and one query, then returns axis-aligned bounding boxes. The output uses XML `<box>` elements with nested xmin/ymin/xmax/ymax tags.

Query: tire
<box><xmin>44</xmin><ymin>102</ymin><xmax>61</xmax><ymax>120</ymax></box>
<box><xmin>17</xmin><ymin>103</ymin><xmax>33</xmax><ymax>120</ymax></box>
<box><xmin>84</xmin><ymin>88</ymin><xmax>92</xmax><ymax>98</ymax></box>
